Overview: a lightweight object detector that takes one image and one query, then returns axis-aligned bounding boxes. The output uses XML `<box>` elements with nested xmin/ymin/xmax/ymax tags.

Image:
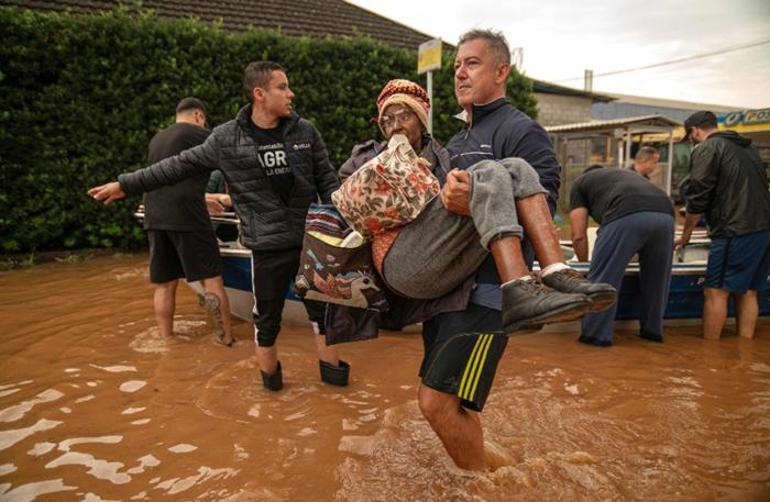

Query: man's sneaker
<box><xmin>540</xmin><ymin>268</ymin><xmax>617</xmax><ymax>313</ymax></box>
<box><xmin>502</xmin><ymin>278</ymin><xmax>592</xmax><ymax>334</ymax></box>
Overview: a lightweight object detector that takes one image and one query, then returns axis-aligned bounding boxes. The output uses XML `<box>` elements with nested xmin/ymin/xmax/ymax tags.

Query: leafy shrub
<box><xmin>0</xmin><ymin>7</ymin><xmax>536</xmax><ymax>252</ymax></box>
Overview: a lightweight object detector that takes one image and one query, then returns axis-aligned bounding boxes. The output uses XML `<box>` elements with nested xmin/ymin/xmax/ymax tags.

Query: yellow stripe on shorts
<box><xmin>458</xmin><ymin>333</ymin><xmax>493</xmax><ymax>401</ymax></box>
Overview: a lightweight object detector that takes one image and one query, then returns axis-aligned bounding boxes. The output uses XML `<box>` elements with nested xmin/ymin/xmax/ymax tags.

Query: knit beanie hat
<box><xmin>376</xmin><ymin>79</ymin><xmax>430</xmax><ymax>134</ymax></box>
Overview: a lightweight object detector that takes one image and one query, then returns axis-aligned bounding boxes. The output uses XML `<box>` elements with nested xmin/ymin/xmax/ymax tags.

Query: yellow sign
<box><xmin>418</xmin><ymin>39</ymin><xmax>442</xmax><ymax>74</ymax></box>
<box><xmin>719</xmin><ymin>108</ymin><xmax>770</xmax><ymax>134</ymax></box>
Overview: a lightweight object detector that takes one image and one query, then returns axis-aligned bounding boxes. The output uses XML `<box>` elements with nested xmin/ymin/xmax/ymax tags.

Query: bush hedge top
<box><xmin>0</xmin><ymin>7</ymin><xmax>537</xmax><ymax>252</ymax></box>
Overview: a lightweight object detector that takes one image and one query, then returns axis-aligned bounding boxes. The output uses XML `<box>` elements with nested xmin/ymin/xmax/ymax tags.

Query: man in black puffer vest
<box><xmin>89</xmin><ymin>61</ymin><xmax>349</xmax><ymax>391</ymax></box>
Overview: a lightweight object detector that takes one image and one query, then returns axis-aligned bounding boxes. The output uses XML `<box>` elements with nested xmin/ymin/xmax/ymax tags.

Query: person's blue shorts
<box><xmin>705</xmin><ymin>229</ymin><xmax>770</xmax><ymax>293</ymax></box>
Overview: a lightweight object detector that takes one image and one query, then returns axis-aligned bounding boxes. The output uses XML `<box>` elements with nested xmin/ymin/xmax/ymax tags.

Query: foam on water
<box><xmin>129</xmin><ymin>327</ymin><xmax>169</xmax><ymax>354</ymax></box>
<box><xmin>121</xmin><ymin>407</ymin><xmax>146</xmax><ymax>415</ymax></box>
<box><xmin>0</xmin><ymin>419</ymin><xmax>62</xmax><ymax>451</ymax></box>
<box><xmin>113</xmin><ymin>268</ymin><xmax>146</xmax><ymax>281</ymax></box>
<box><xmin>119</xmin><ymin>381</ymin><xmax>147</xmax><ymax>393</ymax></box>
<box><xmin>0</xmin><ymin>380</ymin><xmax>34</xmax><ymax>391</ymax></box>
<box><xmin>0</xmin><ymin>479</ymin><xmax>77</xmax><ymax>501</ymax></box>
<box><xmin>125</xmin><ymin>454</ymin><xmax>161</xmax><ymax>475</ymax></box>
<box><xmin>27</xmin><ymin>442</ymin><xmax>57</xmax><ymax>456</ymax></box>
<box><xmin>0</xmin><ymin>389</ymin><xmax>21</xmax><ymax>399</ymax></box>
<box><xmin>154</xmin><ymin>467</ymin><xmax>240</xmax><ymax>496</ymax></box>
<box><xmin>89</xmin><ymin>364</ymin><xmax>138</xmax><ymax>373</ymax></box>
<box><xmin>168</xmin><ymin>444</ymin><xmax>197</xmax><ymax>453</ymax></box>
<box><xmin>46</xmin><ymin>452</ymin><xmax>131</xmax><ymax>485</ymax></box>
<box><xmin>82</xmin><ymin>493</ymin><xmax>120</xmax><ymax>502</ymax></box>
<box><xmin>0</xmin><ymin>389</ymin><xmax>64</xmax><ymax>423</ymax></box>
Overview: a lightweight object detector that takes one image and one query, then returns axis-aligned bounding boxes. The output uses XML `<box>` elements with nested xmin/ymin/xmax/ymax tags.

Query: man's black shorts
<box><xmin>147</xmin><ymin>229</ymin><xmax>222</xmax><ymax>284</ymax></box>
<box><xmin>420</xmin><ymin>303</ymin><xmax>508</xmax><ymax>412</ymax></box>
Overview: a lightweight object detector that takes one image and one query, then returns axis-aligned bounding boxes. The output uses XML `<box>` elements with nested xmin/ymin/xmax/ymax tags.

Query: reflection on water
<box><xmin>1</xmin><ymin>254</ymin><xmax>769</xmax><ymax>500</ymax></box>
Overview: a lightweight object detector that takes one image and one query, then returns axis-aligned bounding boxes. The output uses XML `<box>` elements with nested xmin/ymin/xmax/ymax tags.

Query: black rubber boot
<box><xmin>320</xmin><ymin>360</ymin><xmax>350</xmax><ymax>387</ymax></box>
<box><xmin>260</xmin><ymin>361</ymin><xmax>283</xmax><ymax>391</ymax></box>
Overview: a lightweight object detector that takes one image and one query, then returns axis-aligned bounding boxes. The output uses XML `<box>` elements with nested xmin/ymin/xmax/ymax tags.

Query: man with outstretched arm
<box><xmin>89</xmin><ymin>61</ymin><xmax>350</xmax><ymax>390</ymax></box>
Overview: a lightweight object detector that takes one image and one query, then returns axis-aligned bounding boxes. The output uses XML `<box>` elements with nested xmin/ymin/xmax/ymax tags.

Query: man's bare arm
<box><xmin>569</xmin><ymin>207</ymin><xmax>590</xmax><ymax>262</ymax></box>
<box><xmin>675</xmin><ymin>212</ymin><xmax>702</xmax><ymax>249</ymax></box>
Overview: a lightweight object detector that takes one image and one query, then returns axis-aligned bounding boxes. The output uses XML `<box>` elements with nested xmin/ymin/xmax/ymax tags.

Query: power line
<box><xmin>553</xmin><ymin>38</ymin><xmax>770</xmax><ymax>83</ymax></box>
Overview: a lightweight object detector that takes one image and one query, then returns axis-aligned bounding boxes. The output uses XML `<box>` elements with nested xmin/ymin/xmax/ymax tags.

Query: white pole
<box><xmin>427</xmin><ymin>70</ymin><xmax>433</xmax><ymax>135</ymax></box>
<box><xmin>666</xmin><ymin>129</ymin><xmax>674</xmax><ymax>196</ymax></box>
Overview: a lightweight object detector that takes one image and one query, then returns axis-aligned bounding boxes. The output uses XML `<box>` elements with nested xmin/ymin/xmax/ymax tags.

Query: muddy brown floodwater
<box><xmin>1</xmin><ymin>253</ymin><xmax>770</xmax><ymax>501</ymax></box>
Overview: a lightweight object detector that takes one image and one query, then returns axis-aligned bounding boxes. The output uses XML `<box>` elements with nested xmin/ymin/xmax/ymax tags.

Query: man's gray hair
<box><xmin>458</xmin><ymin>29</ymin><xmax>511</xmax><ymax>66</ymax></box>
<box><xmin>635</xmin><ymin>146</ymin><xmax>660</xmax><ymax>162</ymax></box>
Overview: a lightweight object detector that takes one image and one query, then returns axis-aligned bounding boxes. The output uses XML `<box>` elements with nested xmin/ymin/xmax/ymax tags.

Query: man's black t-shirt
<box><xmin>143</xmin><ymin>122</ymin><xmax>211</xmax><ymax>231</ymax></box>
<box><xmin>570</xmin><ymin>167</ymin><xmax>674</xmax><ymax>225</ymax></box>
<box><xmin>244</xmin><ymin>119</ymin><xmax>294</xmax><ymax>204</ymax></box>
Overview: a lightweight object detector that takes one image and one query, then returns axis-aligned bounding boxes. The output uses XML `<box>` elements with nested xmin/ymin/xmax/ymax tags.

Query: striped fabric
<box><xmin>458</xmin><ymin>333</ymin><xmax>495</xmax><ymax>403</ymax></box>
<box><xmin>305</xmin><ymin>203</ymin><xmax>352</xmax><ymax>240</ymax></box>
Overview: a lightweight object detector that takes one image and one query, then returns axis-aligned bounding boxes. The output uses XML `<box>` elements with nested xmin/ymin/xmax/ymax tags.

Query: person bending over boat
<box><xmin>677</xmin><ymin>111</ymin><xmax>770</xmax><ymax>340</ymax></box>
<box><xmin>89</xmin><ymin>61</ymin><xmax>349</xmax><ymax>391</ymax></box>
<box><xmin>569</xmin><ymin>165</ymin><xmax>675</xmax><ymax>347</ymax></box>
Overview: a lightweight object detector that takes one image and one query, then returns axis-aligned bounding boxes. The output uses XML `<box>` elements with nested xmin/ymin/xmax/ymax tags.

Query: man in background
<box><xmin>630</xmin><ymin>146</ymin><xmax>660</xmax><ymax>180</ymax></box>
<box><xmin>677</xmin><ymin>110</ymin><xmax>770</xmax><ymax>340</ymax></box>
<box><xmin>570</xmin><ymin>166</ymin><xmax>675</xmax><ymax>347</ymax></box>
<box><xmin>142</xmin><ymin>97</ymin><xmax>232</xmax><ymax>346</ymax></box>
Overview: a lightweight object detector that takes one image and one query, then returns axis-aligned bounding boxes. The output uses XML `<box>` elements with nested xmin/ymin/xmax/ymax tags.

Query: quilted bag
<box><xmin>331</xmin><ymin>134</ymin><xmax>440</xmax><ymax>239</ymax></box>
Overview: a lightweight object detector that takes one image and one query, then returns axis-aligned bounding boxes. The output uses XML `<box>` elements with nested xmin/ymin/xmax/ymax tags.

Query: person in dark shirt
<box><xmin>569</xmin><ymin>165</ymin><xmax>675</xmax><ymax>347</ymax></box>
<box><xmin>142</xmin><ymin>97</ymin><xmax>232</xmax><ymax>346</ymax></box>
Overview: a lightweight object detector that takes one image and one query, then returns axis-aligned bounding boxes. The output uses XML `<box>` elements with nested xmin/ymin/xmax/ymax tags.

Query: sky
<box><xmin>347</xmin><ymin>0</ymin><xmax>770</xmax><ymax>109</ymax></box>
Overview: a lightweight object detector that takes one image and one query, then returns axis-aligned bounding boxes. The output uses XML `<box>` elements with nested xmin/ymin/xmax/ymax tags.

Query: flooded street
<box><xmin>1</xmin><ymin>253</ymin><xmax>769</xmax><ymax>501</ymax></box>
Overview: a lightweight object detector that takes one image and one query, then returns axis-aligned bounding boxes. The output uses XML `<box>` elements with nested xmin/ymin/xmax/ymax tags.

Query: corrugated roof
<box><xmin>604</xmin><ymin>92</ymin><xmax>742</xmax><ymax>113</ymax></box>
<box><xmin>5</xmin><ymin>0</ymin><xmax>437</xmax><ymax>49</ymax></box>
<box><xmin>545</xmin><ymin>114</ymin><xmax>681</xmax><ymax>133</ymax></box>
<box><xmin>531</xmin><ymin>80</ymin><xmax>614</xmax><ymax>102</ymax></box>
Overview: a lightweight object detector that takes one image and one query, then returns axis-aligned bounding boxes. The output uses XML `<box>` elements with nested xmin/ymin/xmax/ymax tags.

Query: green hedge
<box><xmin>0</xmin><ymin>7</ymin><xmax>537</xmax><ymax>253</ymax></box>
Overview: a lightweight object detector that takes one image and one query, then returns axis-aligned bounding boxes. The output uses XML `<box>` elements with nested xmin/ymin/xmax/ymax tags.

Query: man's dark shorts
<box><xmin>705</xmin><ymin>229</ymin><xmax>770</xmax><ymax>293</ymax></box>
<box><xmin>420</xmin><ymin>303</ymin><xmax>508</xmax><ymax>412</ymax></box>
<box><xmin>148</xmin><ymin>229</ymin><xmax>222</xmax><ymax>284</ymax></box>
